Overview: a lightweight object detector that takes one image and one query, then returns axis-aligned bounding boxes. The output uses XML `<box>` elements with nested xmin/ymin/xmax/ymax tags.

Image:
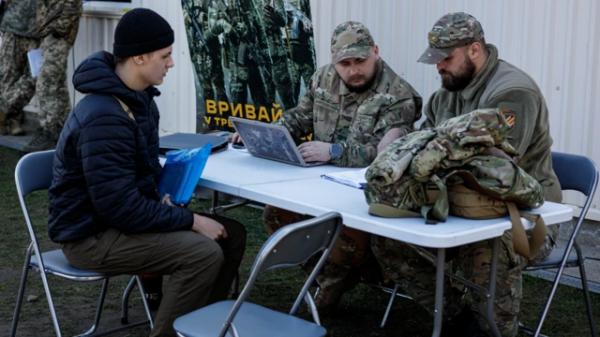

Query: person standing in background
<box><xmin>0</xmin><ymin>0</ymin><xmax>82</xmax><ymax>152</ymax></box>
<box><xmin>0</xmin><ymin>0</ymin><xmax>42</xmax><ymax>136</ymax></box>
<box><xmin>26</xmin><ymin>0</ymin><xmax>82</xmax><ymax>151</ymax></box>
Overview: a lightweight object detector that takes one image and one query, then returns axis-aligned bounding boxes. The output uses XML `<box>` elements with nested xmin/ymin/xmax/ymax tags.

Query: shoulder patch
<box><xmin>500</xmin><ymin>107</ymin><xmax>516</xmax><ymax>128</ymax></box>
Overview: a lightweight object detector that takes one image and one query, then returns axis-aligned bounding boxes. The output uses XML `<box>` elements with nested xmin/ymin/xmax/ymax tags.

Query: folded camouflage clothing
<box><xmin>365</xmin><ymin>108</ymin><xmax>547</xmax><ymax>258</ymax></box>
<box><xmin>365</xmin><ymin>108</ymin><xmax>543</xmax><ymax>221</ymax></box>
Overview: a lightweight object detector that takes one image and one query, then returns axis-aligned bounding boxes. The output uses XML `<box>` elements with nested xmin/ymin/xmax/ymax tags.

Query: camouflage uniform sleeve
<box><xmin>276</xmin><ymin>73</ymin><xmax>317</xmax><ymax>143</ymax></box>
<box><xmin>39</xmin><ymin>0</ymin><xmax>82</xmax><ymax>42</ymax></box>
<box><xmin>487</xmin><ymin>88</ymin><xmax>540</xmax><ymax>156</ymax></box>
<box><xmin>333</xmin><ymin>97</ymin><xmax>420</xmax><ymax>167</ymax></box>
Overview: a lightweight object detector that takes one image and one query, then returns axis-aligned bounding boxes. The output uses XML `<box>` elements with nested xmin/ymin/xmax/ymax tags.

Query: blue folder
<box><xmin>158</xmin><ymin>143</ymin><xmax>212</xmax><ymax>205</ymax></box>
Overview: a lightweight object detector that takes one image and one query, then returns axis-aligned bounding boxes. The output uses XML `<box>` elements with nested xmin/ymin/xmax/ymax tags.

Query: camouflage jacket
<box><xmin>38</xmin><ymin>0</ymin><xmax>82</xmax><ymax>44</ymax></box>
<box><xmin>422</xmin><ymin>44</ymin><xmax>561</xmax><ymax>202</ymax></box>
<box><xmin>0</xmin><ymin>0</ymin><xmax>38</xmax><ymax>37</ymax></box>
<box><xmin>0</xmin><ymin>0</ymin><xmax>81</xmax><ymax>41</ymax></box>
<box><xmin>365</xmin><ymin>109</ymin><xmax>544</xmax><ymax>222</ymax></box>
<box><xmin>278</xmin><ymin>58</ymin><xmax>422</xmax><ymax>167</ymax></box>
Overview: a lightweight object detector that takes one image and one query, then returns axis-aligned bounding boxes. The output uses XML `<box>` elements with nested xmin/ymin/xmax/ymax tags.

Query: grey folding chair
<box><xmin>520</xmin><ymin>151</ymin><xmax>598</xmax><ymax>337</ymax></box>
<box><xmin>11</xmin><ymin>150</ymin><xmax>154</xmax><ymax>337</ymax></box>
<box><xmin>173</xmin><ymin>211</ymin><xmax>343</xmax><ymax>337</ymax></box>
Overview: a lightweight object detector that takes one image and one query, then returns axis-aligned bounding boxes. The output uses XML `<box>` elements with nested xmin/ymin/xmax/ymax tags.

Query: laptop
<box><xmin>230</xmin><ymin>117</ymin><xmax>325</xmax><ymax>167</ymax></box>
<box><xmin>159</xmin><ymin>132</ymin><xmax>228</xmax><ymax>155</ymax></box>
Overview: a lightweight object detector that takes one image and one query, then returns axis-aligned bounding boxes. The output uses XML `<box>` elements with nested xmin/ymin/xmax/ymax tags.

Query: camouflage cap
<box><xmin>330</xmin><ymin>21</ymin><xmax>375</xmax><ymax>63</ymax></box>
<box><xmin>417</xmin><ymin>12</ymin><xmax>484</xmax><ymax>64</ymax></box>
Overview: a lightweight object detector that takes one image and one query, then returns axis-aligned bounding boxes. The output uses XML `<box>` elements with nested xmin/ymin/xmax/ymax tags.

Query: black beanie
<box><xmin>113</xmin><ymin>8</ymin><xmax>174</xmax><ymax>58</ymax></box>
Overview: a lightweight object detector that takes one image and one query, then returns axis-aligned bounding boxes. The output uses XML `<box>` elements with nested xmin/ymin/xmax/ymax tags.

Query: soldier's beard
<box><xmin>439</xmin><ymin>57</ymin><xmax>476</xmax><ymax>91</ymax></box>
<box><xmin>344</xmin><ymin>73</ymin><xmax>377</xmax><ymax>93</ymax></box>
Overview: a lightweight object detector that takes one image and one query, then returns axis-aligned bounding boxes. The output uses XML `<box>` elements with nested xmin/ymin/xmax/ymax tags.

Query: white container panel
<box><xmin>309</xmin><ymin>0</ymin><xmax>600</xmax><ymax>218</ymax></box>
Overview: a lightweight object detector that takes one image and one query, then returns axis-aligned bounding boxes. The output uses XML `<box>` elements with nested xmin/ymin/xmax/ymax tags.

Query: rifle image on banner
<box><xmin>239</xmin><ymin>0</ymin><xmax>275</xmax><ymax>104</ymax></box>
<box><xmin>183</xmin><ymin>1</ymin><xmax>210</xmax><ymax>54</ymax></box>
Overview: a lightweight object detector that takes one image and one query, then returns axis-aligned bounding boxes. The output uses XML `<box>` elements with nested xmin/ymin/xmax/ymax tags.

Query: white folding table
<box><xmin>199</xmin><ymin>147</ymin><xmax>573</xmax><ymax>337</ymax></box>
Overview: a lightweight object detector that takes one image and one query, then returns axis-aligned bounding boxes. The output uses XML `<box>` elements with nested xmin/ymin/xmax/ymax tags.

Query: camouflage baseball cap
<box><xmin>330</xmin><ymin>21</ymin><xmax>375</xmax><ymax>63</ymax></box>
<box><xmin>417</xmin><ymin>12</ymin><xmax>484</xmax><ymax>64</ymax></box>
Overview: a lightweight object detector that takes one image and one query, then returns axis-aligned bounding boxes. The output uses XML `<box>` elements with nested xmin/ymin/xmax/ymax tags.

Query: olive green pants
<box><xmin>62</xmin><ymin>214</ymin><xmax>246</xmax><ymax>337</ymax></box>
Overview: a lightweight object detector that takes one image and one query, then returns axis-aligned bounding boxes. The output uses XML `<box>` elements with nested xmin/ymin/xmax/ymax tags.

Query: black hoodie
<box><xmin>48</xmin><ymin>51</ymin><xmax>193</xmax><ymax>243</ymax></box>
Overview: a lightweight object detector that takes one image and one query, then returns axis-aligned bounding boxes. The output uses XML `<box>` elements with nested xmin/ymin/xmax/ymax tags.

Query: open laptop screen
<box><xmin>230</xmin><ymin>117</ymin><xmax>310</xmax><ymax>166</ymax></box>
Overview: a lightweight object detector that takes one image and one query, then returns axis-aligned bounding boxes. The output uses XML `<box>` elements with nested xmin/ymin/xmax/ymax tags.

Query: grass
<box><xmin>0</xmin><ymin>146</ymin><xmax>599</xmax><ymax>336</ymax></box>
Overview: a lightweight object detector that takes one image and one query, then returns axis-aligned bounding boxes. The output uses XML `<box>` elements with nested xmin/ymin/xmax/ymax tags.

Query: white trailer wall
<box><xmin>70</xmin><ymin>1</ymin><xmax>196</xmax><ymax>134</ymax></box>
<box><xmin>308</xmin><ymin>0</ymin><xmax>600</xmax><ymax>218</ymax></box>
<box><xmin>73</xmin><ymin>0</ymin><xmax>600</xmax><ymax>218</ymax></box>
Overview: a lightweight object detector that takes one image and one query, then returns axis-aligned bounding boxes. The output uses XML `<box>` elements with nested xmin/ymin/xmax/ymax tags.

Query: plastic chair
<box><xmin>173</xmin><ymin>211</ymin><xmax>343</xmax><ymax>337</ymax></box>
<box><xmin>10</xmin><ymin>150</ymin><xmax>154</xmax><ymax>337</ymax></box>
<box><xmin>520</xmin><ymin>151</ymin><xmax>598</xmax><ymax>337</ymax></box>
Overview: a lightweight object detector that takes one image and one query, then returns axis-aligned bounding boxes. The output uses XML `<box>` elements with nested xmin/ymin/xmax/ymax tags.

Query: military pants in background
<box><xmin>371</xmin><ymin>225</ymin><xmax>558</xmax><ymax>337</ymax></box>
<box><xmin>62</xmin><ymin>214</ymin><xmax>246</xmax><ymax>337</ymax></box>
<box><xmin>264</xmin><ymin>205</ymin><xmax>380</xmax><ymax>311</ymax></box>
<box><xmin>35</xmin><ymin>34</ymin><xmax>73</xmax><ymax>141</ymax></box>
<box><xmin>0</xmin><ymin>32</ymin><xmax>38</xmax><ymax>135</ymax></box>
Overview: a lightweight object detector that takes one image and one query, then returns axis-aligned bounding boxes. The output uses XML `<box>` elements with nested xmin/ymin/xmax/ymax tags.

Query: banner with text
<box><xmin>181</xmin><ymin>0</ymin><xmax>316</xmax><ymax>132</ymax></box>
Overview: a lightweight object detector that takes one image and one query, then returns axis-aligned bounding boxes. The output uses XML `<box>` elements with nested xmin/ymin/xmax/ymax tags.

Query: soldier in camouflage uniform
<box><xmin>219</xmin><ymin>0</ymin><xmax>275</xmax><ymax>107</ymax></box>
<box><xmin>26</xmin><ymin>0</ymin><xmax>82</xmax><ymax>150</ymax></box>
<box><xmin>283</xmin><ymin>0</ymin><xmax>316</xmax><ymax>100</ymax></box>
<box><xmin>0</xmin><ymin>0</ymin><xmax>41</xmax><ymax>136</ymax></box>
<box><xmin>372</xmin><ymin>13</ymin><xmax>561</xmax><ymax>337</ymax></box>
<box><xmin>262</xmin><ymin>0</ymin><xmax>298</xmax><ymax>109</ymax></box>
<box><xmin>0</xmin><ymin>0</ymin><xmax>81</xmax><ymax>150</ymax></box>
<box><xmin>261</xmin><ymin>21</ymin><xmax>423</xmax><ymax>312</ymax></box>
<box><xmin>181</xmin><ymin>1</ymin><xmax>228</xmax><ymax>103</ymax></box>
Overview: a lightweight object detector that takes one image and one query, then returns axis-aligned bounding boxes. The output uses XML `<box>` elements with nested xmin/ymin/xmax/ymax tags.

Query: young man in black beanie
<box><xmin>47</xmin><ymin>8</ymin><xmax>246</xmax><ymax>337</ymax></box>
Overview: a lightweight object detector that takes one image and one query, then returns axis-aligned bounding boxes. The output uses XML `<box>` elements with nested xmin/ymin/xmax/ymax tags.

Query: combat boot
<box><xmin>8</xmin><ymin>118</ymin><xmax>25</xmax><ymax>136</ymax></box>
<box><xmin>23</xmin><ymin>128</ymin><xmax>55</xmax><ymax>152</ymax></box>
<box><xmin>313</xmin><ymin>266</ymin><xmax>360</xmax><ymax>316</ymax></box>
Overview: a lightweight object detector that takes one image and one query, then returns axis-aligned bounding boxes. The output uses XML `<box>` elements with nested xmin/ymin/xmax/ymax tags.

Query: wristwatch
<box><xmin>329</xmin><ymin>143</ymin><xmax>343</xmax><ymax>161</ymax></box>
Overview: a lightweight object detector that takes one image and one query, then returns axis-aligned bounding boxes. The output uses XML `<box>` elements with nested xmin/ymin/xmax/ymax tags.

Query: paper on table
<box><xmin>27</xmin><ymin>48</ymin><xmax>43</xmax><ymax>78</ymax></box>
<box><xmin>321</xmin><ymin>167</ymin><xmax>368</xmax><ymax>189</ymax></box>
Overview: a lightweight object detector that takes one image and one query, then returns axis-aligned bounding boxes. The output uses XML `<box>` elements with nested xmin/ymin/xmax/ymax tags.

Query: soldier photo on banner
<box><xmin>181</xmin><ymin>0</ymin><xmax>316</xmax><ymax>132</ymax></box>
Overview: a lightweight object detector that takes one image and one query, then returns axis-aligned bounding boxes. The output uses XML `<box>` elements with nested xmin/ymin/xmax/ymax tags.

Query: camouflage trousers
<box><xmin>371</xmin><ymin>225</ymin><xmax>558</xmax><ymax>337</ymax></box>
<box><xmin>263</xmin><ymin>205</ymin><xmax>379</xmax><ymax>309</ymax></box>
<box><xmin>0</xmin><ymin>33</ymin><xmax>39</xmax><ymax>122</ymax></box>
<box><xmin>36</xmin><ymin>34</ymin><xmax>74</xmax><ymax>139</ymax></box>
<box><xmin>0</xmin><ymin>32</ymin><xmax>73</xmax><ymax>139</ymax></box>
